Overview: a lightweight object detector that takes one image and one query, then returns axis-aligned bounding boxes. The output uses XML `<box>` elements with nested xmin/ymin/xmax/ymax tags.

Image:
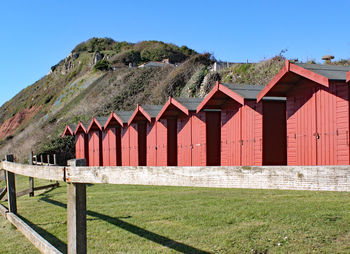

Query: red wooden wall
<box><xmin>129</xmin><ymin>123</ymin><xmax>139</xmax><ymax>166</ymax></box>
<box><xmin>146</xmin><ymin>120</ymin><xmax>157</xmax><ymax>166</ymax></box>
<box><xmin>241</xmin><ymin>101</ymin><xmax>263</xmax><ymax>166</ymax></box>
<box><xmin>221</xmin><ymin>102</ymin><xmax>241</xmax><ymax>165</ymax></box>
<box><xmin>156</xmin><ymin>119</ymin><xmax>168</xmax><ymax>166</ymax></box>
<box><xmin>191</xmin><ymin>112</ymin><xmax>206</xmax><ymax>166</ymax></box>
<box><xmin>75</xmin><ymin>132</ymin><xmax>88</xmax><ymax>163</ymax></box>
<box><xmin>121</xmin><ymin>125</ymin><xmax>130</xmax><ymax>166</ymax></box>
<box><xmin>102</xmin><ymin>127</ymin><xmax>121</xmax><ymax>166</ymax></box>
<box><xmin>88</xmin><ymin>129</ymin><xmax>102</xmax><ymax>166</ymax></box>
<box><xmin>177</xmin><ymin>115</ymin><xmax>192</xmax><ymax>166</ymax></box>
<box><xmin>287</xmin><ymin>80</ymin><xmax>350</xmax><ymax>165</ymax></box>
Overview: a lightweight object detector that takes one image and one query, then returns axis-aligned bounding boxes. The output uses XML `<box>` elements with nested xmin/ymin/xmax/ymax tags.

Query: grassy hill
<box><xmin>3</xmin><ymin>37</ymin><xmax>346</xmax><ymax>163</ymax></box>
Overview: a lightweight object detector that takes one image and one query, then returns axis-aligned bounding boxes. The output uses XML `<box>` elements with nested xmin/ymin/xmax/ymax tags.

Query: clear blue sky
<box><xmin>1</xmin><ymin>0</ymin><xmax>349</xmax><ymax>107</ymax></box>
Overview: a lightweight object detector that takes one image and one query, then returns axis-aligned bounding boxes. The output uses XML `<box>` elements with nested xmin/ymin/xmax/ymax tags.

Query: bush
<box><xmin>187</xmin><ymin>66</ymin><xmax>208</xmax><ymax>96</ymax></box>
<box><xmin>164</xmin><ymin>54</ymin><xmax>212</xmax><ymax>97</ymax></box>
<box><xmin>94</xmin><ymin>59</ymin><xmax>110</xmax><ymax>71</ymax></box>
<box><xmin>111</xmin><ymin>50</ymin><xmax>141</xmax><ymax>65</ymax></box>
<box><xmin>72</xmin><ymin>37</ymin><xmax>117</xmax><ymax>53</ymax></box>
<box><xmin>38</xmin><ymin>136</ymin><xmax>75</xmax><ymax>166</ymax></box>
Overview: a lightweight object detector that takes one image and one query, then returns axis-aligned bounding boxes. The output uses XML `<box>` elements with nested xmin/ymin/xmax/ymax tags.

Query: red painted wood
<box><xmin>75</xmin><ymin>132</ymin><xmax>88</xmax><ymax>164</ymax></box>
<box><xmin>241</xmin><ymin>101</ymin><xmax>262</xmax><ymax>166</ymax></box>
<box><xmin>221</xmin><ymin>102</ymin><xmax>242</xmax><ymax>166</ymax></box>
<box><xmin>177</xmin><ymin>115</ymin><xmax>192</xmax><ymax>166</ymax></box>
<box><xmin>129</xmin><ymin>123</ymin><xmax>138</xmax><ymax>166</ymax></box>
<box><xmin>167</xmin><ymin>118</ymin><xmax>178</xmax><ymax>166</ymax></box>
<box><xmin>288</xmin><ymin>83</ymin><xmax>317</xmax><ymax>165</ymax></box>
<box><xmin>121</xmin><ymin>125</ymin><xmax>130</xmax><ymax>166</ymax></box>
<box><xmin>146</xmin><ymin>120</ymin><xmax>157</xmax><ymax>166</ymax></box>
<box><xmin>263</xmin><ymin>101</ymin><xmax>287</xmax><ymax>165</ymax></box>
<box><xmin>156</xmin><ymin>119</ymin><xmax>167</xmax><ymax>166</ymax></box>
<box><xmin>88</xmin><ymin>129</ymin><xmax>102</xmax><ymax>166</ymax></box>
<box><xmin>102</xmin><ymin>127</ymin><xmax>121</xmax><ymax>166</ymax></box>
<box><xmin>206</xmin><ymin>112</ymin><xmax>221</xmax><ymax>166</ymax></box>
<box><xmin>192</xmin><ymin>112</ymin><xmax>206</xmax><ymax>166</ymax></box>
<box><xmin>335</xmin><ymin>83</ymin><xmax>350</xmax><ymax>164</ymax></box>
<box><xmin>138</xmin><ymin>122</ymin><xmax>147</xmax><ymax>166</ymax></box>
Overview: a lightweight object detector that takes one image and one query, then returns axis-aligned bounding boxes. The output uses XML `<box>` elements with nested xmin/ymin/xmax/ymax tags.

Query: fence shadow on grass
<box><xmin>17</xmin><ymin>215</ymin><xmax>67</xmax><ymax>254</ymax></box>
<box><xmin>40</xmin><ymin>197</ymin><xmax>211</xmax><ymax>254</ymax></box>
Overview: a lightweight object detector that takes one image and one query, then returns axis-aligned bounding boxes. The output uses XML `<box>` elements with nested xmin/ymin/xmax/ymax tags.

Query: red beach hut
<box><xmin>86</xmin><ymin>117</ymin><xmax>104</xmax><ymax>166</ymax></box>
<box><xmin>74</xmin><ymin>122</ymin><xmax>89</xmax><ymax>164</ymax></box>
<box><xmin>128</xmin><ymin>105</ymin><xmax>163</xmax><ymax>166</ymax></box>
<box><xmin>156</xmin><ymin>97</ymin><xmax>205</xmax><ymax>166</ymax></box>
<box><xmin>102</xmin><ymin>113</ymin><xmax>124</xmax><ymax>166</ymax></box>
<box><xmin>258</xmin><ymin>60</ymin><xmax>350</xmax><ymax>165</ymax></box>
<box><xmin>197</xmin><ymin>82</ymin><xmax>287</xmax><ymax>166</ymax></box>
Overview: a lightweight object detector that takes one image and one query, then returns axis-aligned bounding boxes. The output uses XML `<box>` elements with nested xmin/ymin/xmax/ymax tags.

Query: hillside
<box><xmin>0</xmin><ymin>38</ymin><xmax>294</xmax><ymax>163</ymax></box>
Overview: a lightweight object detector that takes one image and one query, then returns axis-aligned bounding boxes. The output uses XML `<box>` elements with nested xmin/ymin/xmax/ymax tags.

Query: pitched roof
<box><xmin>62</xmin><ymin>124</ymin><xmax>76</xmax><ymax>137</ymax></box>
<box><xmin>115</xmin><ymin>111</ymin><xmax>134</xmax><ymax>124</ymax></box>
<box><xmin>94</xmin><ymin>116</ymin><xmax>109</xmax><ymax>128</ymax></box>
<box><xmin>256</xmin><ymin>60</ymin><xmax>348</xmax><ymax>102</ymax></box>
<box><xmin>141</xmin><ymin>105</ymin><xmax>163</xmax><ymax>118</ymax></box>
<box><xmin>128</xmin><ymin>105</ymin><xmax>163</xmax><ymax>125</ymax></box>
<box><xmin>74</xmin><ymin>121</ymin><xmax>89</xmax><ymax>134</ymax></box>
<box><xmin>295</xmin><ymin>63</ymin><xmax>350</xmax><ymax>81</ymax></box>
<box><xmin>173</xmin><ymin>97</ymin><xmax>204</xmax><ymax>111</ymax></box>
<box><xmin>69</xmin><ymin>124</ymin><xmax>76</xmax><ymax>132</ymax></box>
<box><xmin>222</xmin><ymin>83</ymin><xmax>264</xmax><ymax>99</ymax></box>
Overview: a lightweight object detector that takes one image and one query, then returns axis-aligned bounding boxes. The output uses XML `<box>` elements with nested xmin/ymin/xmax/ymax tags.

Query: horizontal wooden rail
<box><xmin>2</xmin><ymin>158</ymin><xmax>350</xmax><ymax>254</ymax></box>
<box><xmin>5</xmin><ymin>211</ymin><xmax>61</xmax><ymax>254</ymax></box>
<box><xmin>2</xmin><ymin>161</ymin><xmax>350</xmax><ymax>191</ymax></box>
<box><xmin>0</xmin><ymin>161</ymin><xmax>64</xmax><ymax>181</ymax></box>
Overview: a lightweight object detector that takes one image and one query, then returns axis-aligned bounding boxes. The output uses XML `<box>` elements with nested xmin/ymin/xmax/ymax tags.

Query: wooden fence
<box><xmin>1</xmin><ymin>155</ymin><xmax>350</xmax><ymax>254</ymax></box>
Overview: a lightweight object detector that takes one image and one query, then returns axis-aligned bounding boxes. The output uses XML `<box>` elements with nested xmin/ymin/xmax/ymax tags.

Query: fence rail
<box><xmin>1</xmin><ymin>157</ymin><xmax>350</xmax><ymax>254</ymax></box>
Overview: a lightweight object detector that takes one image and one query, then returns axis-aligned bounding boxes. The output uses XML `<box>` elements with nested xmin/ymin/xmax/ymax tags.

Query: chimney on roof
<box><xmin>322</xmin><ymin>55</ymin><xmax>334</xmax><ymax>64</ymax></box>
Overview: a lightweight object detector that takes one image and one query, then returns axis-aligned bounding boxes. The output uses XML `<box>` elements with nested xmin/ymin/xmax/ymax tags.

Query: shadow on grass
<box><xmin>17</xmin><ymin>215</ymin><xmax>67</xmax><ymax>254</ymax></box>
<box><xmin>40</xmin><ymin>197</ymin><xmax>211</xmax><ymax>254</ymax></box>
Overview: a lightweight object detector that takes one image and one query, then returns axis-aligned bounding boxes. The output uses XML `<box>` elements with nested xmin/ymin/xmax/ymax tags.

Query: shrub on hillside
<box><xmin>72</xmin><ymin>37</ymin><xmax>117</xmax><ymax>53</ymax></box>
<box><xmin>38</xmin><ymin>136</ymin><xmax>75</xmax><ymax>165</ymax></box>
<box><xmin>164</xmin><ymin>54</ymin><xmax>212</xmax><ymax>97</ymax></box>
<box><xmin>94</xmin><ymin>59</ymin><xmax>110</xmax><ymax>71</ymax></box>
<box><xmin>111</xmin><ymin>50</ymin><xmax>141</xmax><ymax>65</ymax></box>
<box><xmin>187</xmin><ymin>66</ymin><xmax>208</xmax><ymax>96</ymax></box>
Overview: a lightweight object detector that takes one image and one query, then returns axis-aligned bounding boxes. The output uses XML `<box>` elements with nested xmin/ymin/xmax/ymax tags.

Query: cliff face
<box><xmin>0</xmin><ymin>38</ymin><xmax>287</xmax><ymax>162</ymax></box>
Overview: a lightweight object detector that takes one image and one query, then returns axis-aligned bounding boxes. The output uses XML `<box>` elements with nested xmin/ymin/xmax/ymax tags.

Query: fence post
<box><xmin>67</xmin><ymin>159</ymin><xmax>87</xmax><ymax>254</ymax></box>
<box><xmin>29</xmin><ymin>152</ymin><xmax>34</xmax><ymax>197</ymax></box>
<box><xmin>5</xmin><ymin>154</ymin><xmax>17</xmax><ymax>214</ymax></box>
<box><xmin>53</xmin><ymin>154</ymin><xmax>59</xmax><ymax>187</ymax></box>
<box><xmin>53</xmin><ymin>154</ymin><xmax>57</xmax><ymax>165</ymax></box>
<box><xmin>40</xmin><ymin>154</ymin><xmax>44</xmax><ymax>165</ymax></box>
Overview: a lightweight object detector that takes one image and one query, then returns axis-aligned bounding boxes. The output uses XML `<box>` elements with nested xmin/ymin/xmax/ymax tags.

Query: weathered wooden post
<box><xmin>53</xmin><ymin>154</ymin><xmax>57</xmax><ymax>165</ymax></box>
<box><xmin>47</xmin><ymin>154</ymin><xmax>51</xmax><ymax>166</ymax></box>
<box><xmin>67</xmin><ymin>159</ymin><xmax>87</xmax><ymax>254</ymax></box>
<box><xmin>54</xmin><ymin>154</ymin><xmax>59</xmax><ymax>187</ymax></box>
<box><xmin>40</xmin><ymin>154</ymin><xmax>44</xmax><ymax>165</ymax></box>
<box><xmin>5</xmin><ymin>154</ymin><xmax>17</xmax><ymax>214</ymax></box>
<box><xmin>29</xmin><ymin>152</ymin><xmax>34</xmax><ymax>197</ymax></box>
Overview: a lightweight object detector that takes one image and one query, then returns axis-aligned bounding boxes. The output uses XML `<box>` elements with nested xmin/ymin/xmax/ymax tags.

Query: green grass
<box><xmin>1</xmin><ymin>176</ymin><xmax>350</xmax><ymax>253</ymax></box>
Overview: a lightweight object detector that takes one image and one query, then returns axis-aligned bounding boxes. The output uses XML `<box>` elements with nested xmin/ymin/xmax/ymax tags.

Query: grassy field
<box><xmin>1</xmin><ymin>176</ymin><xmax>350</xmax><ymax>253</ymax></box>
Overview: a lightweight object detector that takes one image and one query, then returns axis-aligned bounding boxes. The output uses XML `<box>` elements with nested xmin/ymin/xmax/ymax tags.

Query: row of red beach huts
<box><xmin>62</xmin><ymin>61</ymin><xmax>350</xmax><ymax>166</ymax></box>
